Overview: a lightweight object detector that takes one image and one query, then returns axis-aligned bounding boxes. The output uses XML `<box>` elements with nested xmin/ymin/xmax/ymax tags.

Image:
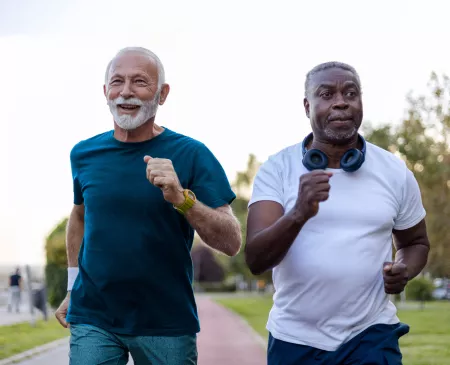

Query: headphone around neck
<box><xmin>301</xmin><ymin>132</ymin><xmax>366</xmax><ymax>172</ymax></box>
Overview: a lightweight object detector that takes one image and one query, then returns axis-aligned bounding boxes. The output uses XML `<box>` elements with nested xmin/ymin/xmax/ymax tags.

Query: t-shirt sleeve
<box><xmin>248</xmin><ymin>156</ymin><xmax>283</xmax><ymax>207</ymax></box>
<box><xmin>393</xmin><ymin>168</ymin><xmax>426</xmax><ymax>230</ymax></box>
<box><xmin>70</xmin><ymin>146</ymin><xmax>84</xmax><ymax>205</ymax></box>
<box><xmin>189</xmin><ymin>143</ymin><xmax>236</xmax><ymax>209</ymax></box>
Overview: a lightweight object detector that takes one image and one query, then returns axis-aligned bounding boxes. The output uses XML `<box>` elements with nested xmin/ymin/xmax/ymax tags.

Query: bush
<box><xmin>45</xmin><ymin>263</ymin><xmax>67</xmax><ymax>308</ymax></box>
<box><xmin>45</xmin><ymin>218</ymin><xmax>68</xmax><ymax>308</ymax></box>
<box><xmin>405</xmin><ymin>277</ymin><xmax>434</xmax><ymax>301</ymax></box>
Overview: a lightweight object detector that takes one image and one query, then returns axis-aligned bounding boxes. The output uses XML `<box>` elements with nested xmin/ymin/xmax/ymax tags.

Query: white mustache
<box><xmin>112</xmin><ymin>97</ymin><xmax>144</xmax><ymax>106</ymax></box>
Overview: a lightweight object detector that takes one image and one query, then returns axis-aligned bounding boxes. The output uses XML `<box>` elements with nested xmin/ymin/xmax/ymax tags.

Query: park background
<box><xmin>1</xmin><ymin>0</ymin><xmax>450</xmax><ymax>364</ymax></box>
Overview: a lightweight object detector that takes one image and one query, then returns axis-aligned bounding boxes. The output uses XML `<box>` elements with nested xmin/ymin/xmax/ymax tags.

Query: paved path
<box><xmin>196</xmin><ymin>296</ymin><xmax>266</xmax><ymax>365</ymax></box>
<box><xmin>8</xmin><ymin>340</ymin><xmax>71</xmax><ymax>365</ymax></box>
<box><xmin>6</xmin><ymin>296</ymin><xmax>267</xmax><ymax>365</ymax></box>
<box><xmin>0</xmin><ymin>294</ymin><xmax>45</xmax><ymax>326</ymax></box>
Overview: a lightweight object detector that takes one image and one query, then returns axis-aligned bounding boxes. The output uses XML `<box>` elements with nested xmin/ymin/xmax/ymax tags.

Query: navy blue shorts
<box><xmin>268</xmin><ymin>323</ymin><xmax>409</xmax><ymax>365</ymax></box>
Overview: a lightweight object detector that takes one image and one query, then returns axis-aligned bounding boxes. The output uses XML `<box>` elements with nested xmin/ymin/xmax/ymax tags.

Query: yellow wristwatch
<box><xmin>174</xmin><ymin>189</ymin><xmax>196</xmax><ymax>215</ymax></box>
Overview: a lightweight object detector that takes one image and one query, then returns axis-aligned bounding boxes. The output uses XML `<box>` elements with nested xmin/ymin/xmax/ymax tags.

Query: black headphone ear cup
<box><xmin>340</xmin><ymin>149</ymin><xmax>365</xmax><ymax>172</ymax></box>
<box><xmin>302</xmin><ymin>149</ymin><xmax>329</xmax><ymax>171</ymax></box>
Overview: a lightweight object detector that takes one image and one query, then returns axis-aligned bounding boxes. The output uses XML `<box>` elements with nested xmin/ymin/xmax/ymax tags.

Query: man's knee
<box><xmin>69</xmin><ymin>324</ymin><xmax>128</xmax><ymax>365</ymax></box>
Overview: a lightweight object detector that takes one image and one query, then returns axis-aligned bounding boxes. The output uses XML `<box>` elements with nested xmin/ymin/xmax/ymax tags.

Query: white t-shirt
<box><xmin>249</xmin><ymin>141</ymin><xmax>426</xmax><ymax>351</ymax></box>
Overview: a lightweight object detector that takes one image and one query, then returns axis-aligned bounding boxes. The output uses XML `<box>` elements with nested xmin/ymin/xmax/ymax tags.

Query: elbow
<box><xmin>247</xmin><ymin>263</ymin><xmax>265</xmax><ymax>276</ymax></box>
<box><xmin>224</xmin><ymin>223</ymin><xmax>243</xmax><ymax>257</ymax></box>
<box><xmin>225</xmin><ymin>236</ymin><xmax>242</xmax><ymax>257</ymax></box>
<box><xmin>248</xmin><ymin>265</ymin><xmax>265</xmax><ymax>276</ymax></box>
<box><xmin>227</xmin><ymin>247</ymin><xmax>240</xmax><ymax>257</ymax></box>
<box><xmin>244</xmin><ymin>245</ymin><xmax>265</xmax><ymax>276</ymax></box>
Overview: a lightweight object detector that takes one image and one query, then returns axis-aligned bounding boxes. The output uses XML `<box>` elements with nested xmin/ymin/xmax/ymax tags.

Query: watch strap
<box><xmin>174</xmin><ymin>189</ymin><xmax>196</xmax><ymax>215</ymax></box>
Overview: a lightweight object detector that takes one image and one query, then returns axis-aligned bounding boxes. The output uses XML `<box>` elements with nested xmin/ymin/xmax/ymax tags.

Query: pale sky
<box><xmin>1</xmin><ymin>0</ymin><xmax>449</xmax><ymax>265</ymax></box>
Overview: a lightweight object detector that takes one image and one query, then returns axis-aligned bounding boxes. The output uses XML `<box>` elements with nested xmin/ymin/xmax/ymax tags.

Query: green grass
<box><xmin>0</xmin><ymin>318</ymin><xmax>69</xmax><ymax>360</ymax></box>
<box><xmin>399</xmin><ymin>301</ymin><xmax>450</xmax><ymax>365</ymax></box>
<box><xmin>216</xmin><ymin>296</ymin><xmax>450</xmax><ymax>365</ymax></box>
<box><xmin>216</xmin><ymin>295</ymin><xmax>272</xmax><ymax>339</ymax></box>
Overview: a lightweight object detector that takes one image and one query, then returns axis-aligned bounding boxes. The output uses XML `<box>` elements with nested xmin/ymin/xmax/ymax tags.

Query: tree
<box><xmin>363</xmin><ymin>72</ymin><xmax>450</xmax><ymax>277</ymax></box>
<box><xmin>228</xmin><ymin>154</ymin><xmax>273</xmax><ymax>282</ymax></box>
<box><xmin>232</xmin><ymin>154</ymin><xmax>260</xmax><ymax>198</ymax></box>
<box><xmin>45</xmin><ymin>218</ymin><xmax>68</xmax><ymax>308</ymax></box>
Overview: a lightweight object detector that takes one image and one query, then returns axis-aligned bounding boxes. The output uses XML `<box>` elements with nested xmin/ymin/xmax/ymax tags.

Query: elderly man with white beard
<box><xmin>54</xmin><ymin>47</ymin><xmax>242</xmax><ymax>365</ymax></box>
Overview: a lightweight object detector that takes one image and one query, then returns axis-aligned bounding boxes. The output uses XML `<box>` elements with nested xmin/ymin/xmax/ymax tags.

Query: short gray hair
<box><xmin>104</xmin><ymin>47</ymin><xmax>166</xmax><ymax>87</ymax></box>
<box><xmin>304</xmin><ymin>61</ymin><xmax>361</xmax><ymax>97</ymax></box>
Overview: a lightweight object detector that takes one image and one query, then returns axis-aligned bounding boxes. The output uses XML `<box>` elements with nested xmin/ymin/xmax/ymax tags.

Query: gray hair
<box><xmin>304</xmin><ymin>61</ymin><xmax>361</xmax><ymax>97</ymax></box>
<box><xmin>104</xmin><ymin>47</ymin><xmax>166</xmax><ymax>88</ymax></box>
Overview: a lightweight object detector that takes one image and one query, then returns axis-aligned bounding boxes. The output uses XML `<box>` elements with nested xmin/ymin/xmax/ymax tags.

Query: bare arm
<box><xmin>392</xmin><ymin>219</ymin><xmax>430</xmax><ymax>280</ymax></box>
<box><xmin>245</xmin><ymin>201</ymin><xmax>307</xmax><ymax>275</ymax></box>
<box><xmin>245</xmin><ymin>171</ymin><xmax>331</xmax><ymax>275</ymax></box>
<box><xmin>143</xmin><ymin>155</ymin><xmax>241</xmax><ymax>256</ymax></box>
<box><xmin>66</xmin><ymin>203</ymin><xmax>85</xmax><ymax>268</ymax></box>
<box><xmin>185</xmin><ymin>203</ymin><xmax>241</xmax><ymax>257</ymax></box>
<box><xmin>54</xmin><ymin>203</ymin><xmax>84</xmax><ymax>327</ymax></box>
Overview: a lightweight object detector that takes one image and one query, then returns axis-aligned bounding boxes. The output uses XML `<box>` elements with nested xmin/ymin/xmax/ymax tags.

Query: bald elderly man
<box><xmin>55</xmin><ymin>47</ymin><xmax>242</xmax><ymax>365</ymax></box>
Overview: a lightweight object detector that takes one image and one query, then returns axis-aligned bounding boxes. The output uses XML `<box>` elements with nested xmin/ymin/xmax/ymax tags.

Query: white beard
<box><xmin>108</xmin><ymin>93</ymin><xmax>160</xmax><ymax>130</ymax></box>
<box><xmin>324</xmin><ymin>125</ymin><xmax>358</xmax><ymax>143</ymax></box>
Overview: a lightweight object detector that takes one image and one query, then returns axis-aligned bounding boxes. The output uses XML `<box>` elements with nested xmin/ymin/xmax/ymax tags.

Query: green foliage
<box><xmin>232</xmin><ymin>154</ymin><xmax>260</xmax><ymax>199</ymax></box>
<box><xmin>212</xmin><ymin>153</ymin><xmax>273</xmax><ymax>282</ymax></box>
<box><xmin>45</xmin><ymin>218</ymin><xmax>68</xmax><ymax>266</ymax></box>
<box><xmin>45</xmin><ymin>263</ymin><xmax>67</xmax><ymax>308</ymax></box>
<box><xmin>229</xmin><ymin>155</ymin><xmax>273</xmax><ymax>282</ymax></box>
<box><xmin>363</xmin><ymin>72</ymin><xmax>450</xmax><ymax>277</ymax></box>
<box><xmin>405</xmin><ymin>277</ymin><xmax>435</xmax><ymax>301</ymax></box>
<box><xmin>45</xmin><ymin>218</ymin><xmax>68</xmax><ymax>308</ymax></box>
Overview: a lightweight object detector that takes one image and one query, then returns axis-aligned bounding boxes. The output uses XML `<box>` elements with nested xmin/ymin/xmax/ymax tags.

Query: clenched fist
<box><xmin>55</xmin><ymin>292</ymin><xmax>71</xmax><ymax>328</ymax></box>
<box><xmin>383</xmin><ymin>262</ymin><xmax>409</xmax><ymax>294</ymax></box>
<box><xmin>295</xmin><ymin>170</ymin><xmax>333</xmax><ymax>220</ymax></box>
<box><xmin>143</xmin><ymin>156</ymin><xmax>185</xmax><ymax>206</ymax></box>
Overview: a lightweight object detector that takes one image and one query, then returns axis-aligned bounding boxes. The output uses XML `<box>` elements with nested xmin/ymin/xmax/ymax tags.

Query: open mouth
<box><xmin>118</xmin><ymin>104</ymin><xmax>140</xmax><ymax>111</ymax></box>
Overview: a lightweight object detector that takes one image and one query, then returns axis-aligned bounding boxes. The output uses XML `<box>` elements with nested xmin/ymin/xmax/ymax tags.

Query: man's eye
<box><xmin>111</xmin><ymin>80</ymin><xmax>122</xmax><ymax>85</ymax></box>
<box><xmin>346</xmin><ymin>91</ymin><xmax>357</xmax><ymax>97</ymax></box>
<box><xmin>321</xmin><ymin>92</ymin><xmax>332</xmax><ymax>98</ymax></box>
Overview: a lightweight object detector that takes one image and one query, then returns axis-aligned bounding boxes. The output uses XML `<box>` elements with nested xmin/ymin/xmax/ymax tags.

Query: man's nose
<box><xmin>120</xmin><ymin>80</ymin><xmax>134</xmax><ymax>98</ymax></box>
<box><xmin>332</xmin><ymin>93</ymin><xmax>349</xmax><ymax>109</ymax></box>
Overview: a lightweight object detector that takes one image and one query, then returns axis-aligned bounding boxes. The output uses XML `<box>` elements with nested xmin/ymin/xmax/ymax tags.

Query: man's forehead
<box><xmin>110</xmin><ymin>52</ymin><xmax>158</xmax><ymax>76</ymax></box>
<box><xmin>311</xmin><ymin>68</ymin><xmax>358</xmax><ymax>87</ymax></box>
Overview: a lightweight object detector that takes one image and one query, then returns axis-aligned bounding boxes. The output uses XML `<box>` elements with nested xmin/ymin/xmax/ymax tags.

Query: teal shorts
<box><xmin>69</xmin><ymin>324</ymin><xmax>197</xmax><ymax>365</ymax></box>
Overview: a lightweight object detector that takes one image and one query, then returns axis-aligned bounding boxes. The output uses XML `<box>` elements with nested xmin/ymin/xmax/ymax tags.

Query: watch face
<box><xmin>187</xmin><ymin>190</ymin><xmax>195</xmax><ymax>199</ymax></box>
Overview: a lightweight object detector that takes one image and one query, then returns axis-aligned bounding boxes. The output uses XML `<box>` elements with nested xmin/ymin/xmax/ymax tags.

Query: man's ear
<box><xmin>304</xmin><ymin>97</ymin><xmax>310</xmax><ymax>118</ymax></box>
<box><xmin>159</xmin><ymin>84</ymin><xmax>170</xmax><ymax>105</ymax></box>
<box><xmin>103</xmin><ymin>84</ymin><xmax>107</xmax><ymax>98</ymax></box>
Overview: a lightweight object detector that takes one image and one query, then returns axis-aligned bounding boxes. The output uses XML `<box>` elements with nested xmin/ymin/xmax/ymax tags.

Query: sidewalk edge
<box><xmin>0</xmin><ymin>337</ymin><xmax>69</xmax><ymax>365</ymax></box>
<box><xmin>214</xmin><ymin>299</ymin><xmax>268</xmax><ymax>350</ymax></box>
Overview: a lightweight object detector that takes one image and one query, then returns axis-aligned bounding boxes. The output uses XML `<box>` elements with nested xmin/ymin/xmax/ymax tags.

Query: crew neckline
<box><xmin>110</xmin><ymin>126</ymin><xmax>171</xmax><ymax>146</ymax></box>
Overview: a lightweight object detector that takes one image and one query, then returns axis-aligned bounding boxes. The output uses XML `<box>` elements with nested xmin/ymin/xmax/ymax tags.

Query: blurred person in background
<box><xmin>7</xmin><ymin>267</ymin><xmax>22</xmax><ymax>313</ymax></box>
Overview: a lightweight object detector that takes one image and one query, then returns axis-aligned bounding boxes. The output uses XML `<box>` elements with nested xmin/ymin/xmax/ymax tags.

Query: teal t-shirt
<box><xmin>66</xmin><ymin>127</ymin><xmax>236</xmax><ymax>336</ymax></box>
